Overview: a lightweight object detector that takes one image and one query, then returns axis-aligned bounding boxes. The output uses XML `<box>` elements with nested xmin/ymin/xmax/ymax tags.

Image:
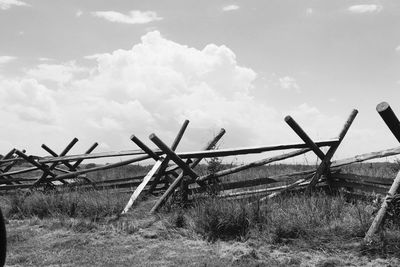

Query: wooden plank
<box><xmin>189</xmin><ymin>177</ymin><xmax>279</xmax><ymax>194</ymax></box>
<box><xmin>331</xmin><ymin>146</ymin><xmax>400</xmax><ymax>168</ymax></box>
<box><xmin>150</xmin><ymin>134</ymin><xmax>200</xmax><ymax>181</ymax></box>
<box><xmin>38</xmin><ymin>139</ymin><xmax>338</xmax><ymax>163</ymax></box>
<box><xmin>331</xmin><ymin>173</ymin><xmax>394</xmax><ymax>186</ymax></box>
<box><xmin>121</xmin><ymin>160</ymin><xmax>163</xmax><ymax>214</ymax></box>
<box><xmin>34</xmin><ymin>138</ymin><xmax>79</xmax><ymax>186</ymax></box>
<box><xmin>150</xmin><ymin>128</ymin><xmax>226</xmax><ymax>213</ymax></box>
<box><xmin>285</xmin><ymin>116</ymin><xmax>325</xmax><ymax>160</ymax></box>
<box><xmin>330</xmin><ymin>180</ymin><xmax>389</xmax><ymax>194</ymax></box>
<box><xmin>377</xmin><ymin>102</ymin><xmax>400</xmax><ymax>143</ymax></box>
<box><xmin>46</xmin><ymin>154</ymin><xmax>151</xmax><ymax>181</ymax></box>
<box><xmin>196</xmin><ymin>148</ymin><xmax>311</xmax><ymax>183</ymax></box>
<box><xmin>365</xmin><ymin>170</ymin><xmax>400</xmax><ymax>242</ymax></box>
<box><xmin>149</xmin><ymin>120</ymin><xmax>189</xmax><ymax>193</ymax></box>
<box><xmin>308</xmin><ymin>109</ymin><xmax>358</xmax><ymax>190</ymax></box>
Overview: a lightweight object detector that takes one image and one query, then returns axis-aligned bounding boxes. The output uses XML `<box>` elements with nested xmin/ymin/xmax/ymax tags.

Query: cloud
<box><xmin>0</xmin><ymin>56</ymin><xmax>16</xmax><ymax>64</ymax></box>
<box><xmin>0</xmin><ymin>31</ymin><xmax>343</xmax><ymax>160</ymax></box>
<box><xmin>26</xmin><ymin>61</ymin><xmax>88</xmax><ymax>84</ymax></box>
<box><xmin>0</xmin><ymin>78</ymin><xmax>58</xmax><ymax>124</ymax></box>
<box><xmin>91</xmin><ymin>10</ymin><xmax>162</xmax><ymax>24</ymax></box>
<box><xmin>222</xmin><ymin>5</ymin><xmax>240</xmax><ymax>12</ymax></box>
<box><xmin>279</xmin><ymin>76</ymin><xmax>300</xmax><ymax>93</ymax></box>
<box><xmin>0</xmin><ymin>0</ymin><xmax>29</xmax><ymax>10</ymax></box>
<box><xmin>348</xmin><ymin>4</ymin><xmax>382</xmax><ymax>14</ymax></box>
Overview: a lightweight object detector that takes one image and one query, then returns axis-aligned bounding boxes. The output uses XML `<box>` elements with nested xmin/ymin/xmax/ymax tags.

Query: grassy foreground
<box><xmin>2</xmin><ymin>187</ymin><xmax>400</xmax><ymax>266</ymax></box>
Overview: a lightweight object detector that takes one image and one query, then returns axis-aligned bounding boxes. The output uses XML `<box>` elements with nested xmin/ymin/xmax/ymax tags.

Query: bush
<box><xmin>189</xmin><ymin>197</ymin><xmax>252</xmax><ymax>241</ymax></box>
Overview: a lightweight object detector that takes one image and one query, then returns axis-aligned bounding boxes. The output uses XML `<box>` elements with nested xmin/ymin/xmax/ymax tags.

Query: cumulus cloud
<box><xmin>348</xmin><ymin>4</ymin><xmax>382</xmax><ymax>14</ymax></box>
<box><xmin>0</xmin><ymin>79</ymin><xmax>58</xmax><ymax>124</ymax></box>
<box><xmin>279</xmin><ymin>76</ymin><xmax>300</xmax><ymax>93</ymax></box>
<box><xmin>222</xmin><ymin>5</ymin><xmax>240</xmax><ymax>12</ymax></box>
<box><xmin>0</xmin><ymin>56</ymin><xmax>16</xmax><ymax>64</ymax></box>
<box><xmin>0</xmin><ymin>31</ymin><xmax>343</xmax><ymax>160</ymax></box>
<box><xmin>91</xmin><ymin>10</ymin><xmax>162</xmax><ymax>24</ymax></box>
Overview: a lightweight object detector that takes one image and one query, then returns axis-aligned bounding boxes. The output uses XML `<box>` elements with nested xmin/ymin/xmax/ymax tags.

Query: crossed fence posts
<box><xmin>119</xmin><ymin>109</ymin><xmax>358</xmax><ymax>215</ymax></box>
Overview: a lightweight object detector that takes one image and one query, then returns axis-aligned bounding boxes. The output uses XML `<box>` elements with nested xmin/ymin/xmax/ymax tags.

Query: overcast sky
<box><xmin>0</xmin><ymin>0</ymin><xmax>399</xmax><ymax>163</ymax></box>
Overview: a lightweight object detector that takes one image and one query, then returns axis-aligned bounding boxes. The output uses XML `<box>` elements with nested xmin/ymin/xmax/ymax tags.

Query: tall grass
<box><xmin>6</xmin><ymin>188</ymin><xmax>128</xmax><ymax>221</ymax></box>
<box><xmin>185</xmin><ymin>191</ymin><xmax>373</xmax><ymax>244</ymax></box>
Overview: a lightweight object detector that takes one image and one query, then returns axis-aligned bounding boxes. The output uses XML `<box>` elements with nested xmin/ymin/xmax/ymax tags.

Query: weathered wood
<box><xmin>38</xmin><ymin>149</ymin><xmax>152</xmax><ymax>164</ymax></box>
<box><xmin>15</xmin><ymin>150</ymin><xmax>57</xmax><ymax>180</ymax></box>
<box><xmin>121</xmin><ymin>121</ymin><xmax>189</xmax><ymax>210</ymax></box>
<box><xmin>35</xmin><ymin>138</ymin><xmax>79</xmax><ymax>186</ymax></box>
<box><xmin>150</xmin><ymin>129</ymin><xmax>226</xmax><ymax>213</ymax></box>
<box><xmin>130</xmin><ymin>135</ymin><xmax>179</xmax><ymax>180</ymax></box>
<box><xmin>189</xmin><ymin>177</ymin><xmax>280</xmax><ymax>195</ymax></box>
<box><xmin>38</xmin><ymin>139</ymin><xmax>338</xmax><ymax>163</ymax></box>
<box><xmin>307</xmin><ymin>109</ymin><xmax>358</xmax><ymax>190</ymax></box>
<box><xmin>71</xmin><ymin>143</ymin><xmax>98</xmax><ymax>169</ymax></box>
<box><xmin>150</xmin><ymin>134</ymin><xmax>200</xmax><ymax>181</ymax></box>
<box><xmin>330</xmin><ymin>180</ymin><xmax>389</xmax><ymax>194</ymax></box>
<box><xmin>285</xmin><ymin>116</ymin><xmax>325</xmax><ymax>160</ymax></box>
<box><xmin>331</xmin><ymin>146</ymin><xmax>400</xmax><ymax>168</ymax></box>
<box><xmin>121</xmin><ymin>160</ymin><xmax>163</xmax><ymax>214</ymax></box>
<box><xmin>149</xmin><ymin>120</ymin><xmax>189</xmax><ymax>193</ymax></box>
<box><xmin>0</xmin><ymin>167</ymin><xmax>39</xmax><ymax>178</ymax></box>
<box><xmin>331</xmin><ymin>173</ymin><xmax>394</xmax><ymax>186</ymax></box>
<box><xmin>196</xmin><ymin>148</ymin><xmax>311</xmax><ymax>183</ymax></box>
<box><xmin>377</xmin><ymin>102</ymin><xmax>400</xmax><ymax>143</ymax></box>
<box><xmin>48</xmin><ymin>154</ymin><xmax>151</xmax><ymax>180</ymax></box>
<box><xmin>260</xmin><ymin>177</ymin><xmax>309</xmax><ymax>201</ymax></box>
<box><xmin>365</xmin><ymin>170</ymin><xmax>400</xmax><ymax>242</ymax></box>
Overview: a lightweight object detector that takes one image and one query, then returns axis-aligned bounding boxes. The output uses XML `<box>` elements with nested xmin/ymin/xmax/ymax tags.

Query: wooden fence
<box><xmin>1</xmin><ymin>102</ymin><xmax>400</xmax><ymax>239</ymax></box>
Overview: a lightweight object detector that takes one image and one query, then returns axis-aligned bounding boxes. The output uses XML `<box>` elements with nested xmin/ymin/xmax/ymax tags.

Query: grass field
<box><xmin>1</xmin><ymin>161</ymin><xmax>400</xmax><ymax>266</ymax></box>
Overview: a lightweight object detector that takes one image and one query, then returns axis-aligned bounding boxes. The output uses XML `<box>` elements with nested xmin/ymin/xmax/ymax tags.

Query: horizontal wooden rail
<box><xmin>38</xmin><ymin>139</ymin><xmax>338</xmax><ymax>164</ymax></box>
<box><xmin>331</xmin><ymin>180</ymin><xmax>389</xmax><ymax>195</ymax></box>
<box><xmin>331</xmin><ymin>146</ymin><xmax>400</xmax><ymax>168</ymax></box>
<box><xmin>331</xmin><ymin>173</ymin><xmax>394</xmax><ymax>186</ymax></box>
<box><xmin>197</xmin><ymin>148</ymin><xmax>312</xmax><ymax>182</ymax></box>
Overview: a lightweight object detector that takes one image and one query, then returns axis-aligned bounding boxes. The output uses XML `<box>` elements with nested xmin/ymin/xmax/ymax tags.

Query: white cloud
<box><xmin>279</xmin><ymin>76</ymin><xmax>300</xmax><ymax>93</ymax></box>
<box><xmin>0</xmin><ymin>79</ymin><xmax>58</xmax><ymax>124</ymax></box>
<box><xmin>91</xmin><ymin>10</ymin><xmax>162</xmax><ymax>24</ymax></box>
<box><xmin>0</xmin><ymin>31</ymin><xmax>343</xmax><ymax>160</ymax></box>
<box><xmin>0</xmin><ymin>0</ymin><xmax>29</xmax><ymax>10</ymax></box>
<box><xmin>0</xmin><ymin>56</ymin><xmax>16</xmax><ymax>64</ymax></box>
<box><xmin>26</xmin><ymin>61</ymin><xmax>88</xmax><ymax>84</ymax></box>
<box><xmin>348</xmin><ymin>4</ymin><xmax>382</xmax><ymax>14</ymax></box>
<box><xmin>222</xmin><ymin>5</ymin><xmax>240</xmax><ymax>12</ymax></box>
<box><xmin>306</xmin><ymin>8</ymin><xmax>313</xmax><ymax>16</ymax></box>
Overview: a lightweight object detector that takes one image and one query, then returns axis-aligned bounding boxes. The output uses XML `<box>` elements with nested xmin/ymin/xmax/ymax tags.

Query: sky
<box><xmin>0</xmin><ymin>0</ymin><xmax>400</xmax><ymax>164</ymax></box>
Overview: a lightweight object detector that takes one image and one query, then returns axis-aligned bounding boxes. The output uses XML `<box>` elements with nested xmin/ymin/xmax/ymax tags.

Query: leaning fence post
<box><xmin>285</xmin><ymin>116</ymin><xmax>326</xmax><ymax>160</ymax></box>
<box><xmin>377</xmin><ymin>102</ymin><xmax>400</xmax><ymax>143</ymax></box>
<box><xmin>150</xmin><ymin>129</ymin><xmax>226</xmax><ymax>213</ymax></box>
<box><xmin>364</xmin><ymin>102</ymin><xmax>400</xmax><ymax>241</ymax></box>
<box><xmin>149</xmin><ymin>120</ymin><xmax>190</xmax><ymax>193</ymax></box>
<box><xmin>307</xmin><ymin>109</ymin><xmax>358</xmax><ymax>191</ymax></box>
